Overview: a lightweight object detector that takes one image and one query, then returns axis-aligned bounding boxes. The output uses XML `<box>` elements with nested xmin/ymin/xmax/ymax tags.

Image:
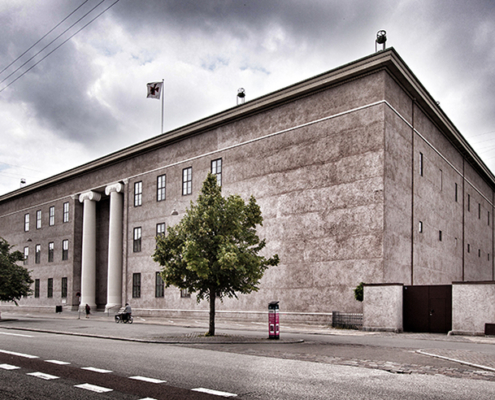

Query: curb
<box><xmin>416</xmin><ymin>350</ymin><xmax>495</xmax><ymax>373</ymax></box>
<box><xmin>0</xmin><ymin>325</ymin><xmax>304</xmax><ymax>345</ymax></box>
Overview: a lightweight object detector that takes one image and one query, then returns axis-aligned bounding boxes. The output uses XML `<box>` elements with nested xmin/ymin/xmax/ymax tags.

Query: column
<box><xmin>79</xmin><ymin>191</ymin><xmax>101</xmax><ymax>311</ymax></box>
<box><xmin>105</xmin><ymin>182</ymin><xmax>124</xmax><ymax>312</ymax></box>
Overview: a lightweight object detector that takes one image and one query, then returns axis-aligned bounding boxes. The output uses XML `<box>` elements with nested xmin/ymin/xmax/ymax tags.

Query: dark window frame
<box><xmin>63</xmin><ymin>202</ymin><xmax>69</xmax><ymax>223</ymax></box>
<box><xmin>34</xmin><ymin>279</ymin><xmax>40</xmax><ymax>298</ymax></box>
<box><xmin>211</xmin><ymin>158</ymin><xmax>222</xmax><ymax>186</ymax></box>
<box><xmin>157</xmin><ymin>174</ymin><xmax>166</xmax><ymax>202</ymax></box>
<box><xmin>36</xmin><ymin>210</ymin><xmax>42</xmax><ymax>229</ymax></box>
<box><xmin>133</xmin><ymin>227</ymin><xmax>142</xmax><ymax>253</ymax></box>
<box><xmin>48</xmin><ymin>242</ymin><xmax>54</xmax><ymax>262</ymax></box>
<box><xmin>155</xmin><ymin>272</ymin><xmax>164</xmax><ymax>298</ymax></box>
<box><xmin>61</xmin><ymin>277</ymin><xmax>67</xmax><ymax>298</ymax></box>
<box><xmin>24</xmin><ymin>246</ymin><xmax>29</xmax><ymax>265</ymax></box>
<box><xmin>47</xmin><ymin>278</ymin><xmax>53</xmax><ymax>298</ymax></box>
<box><xmin>62</xmin><ymin>239</ymin><xmax>69</xmax><ymax>261</ymax></box>
<box><xmin>134</xmin><ymin>181</ymin><xmax>143</xmax><ymax>207</ymax></box>
<box><xmin>132</xmin><ymin>273</ymin><xmax>141</xmax><ymax>298</ymax></box>
<box><xmin>182</xmin><ymin>167</ymin><xmax>192</xmax><ymax>196</ymax></box>
<box><xmin>49</xmin><ymin>206</ymin><xmax>55</xmax><ymax>226</ymax></box>
<box><xmin>24</xmin><ymin>213</ymin><xmax>30</xmax><ymax>232</ymax></box>
<box><xmin>35</xmin><ymin>244</ymin><xmax>41</xmax><ymax>264</ymax></box>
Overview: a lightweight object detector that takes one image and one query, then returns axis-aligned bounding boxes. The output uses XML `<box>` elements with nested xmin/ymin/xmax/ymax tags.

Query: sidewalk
<box><xmin>1</xmin><ymin>309</ymin><xmax>495</xmax><ymax>379</ymax></box>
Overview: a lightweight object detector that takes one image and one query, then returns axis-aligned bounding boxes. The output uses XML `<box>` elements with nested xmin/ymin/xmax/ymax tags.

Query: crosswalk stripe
<box><xmin>81</xmin><ymin>366</ymin><xmax>112</xmax><ymax>373</ymax></box>
<box><xmin>74</xmin><ymin>383</ymin><xmax>113</xmax><ymax>393</ymax></box>
<box><xmin>192</xmin><ymin>388</ymin><xmax>238</xmax><ymax>397</ymax></box>
<box><xmin>129</xmin><ymin>376</ymin><xmax>166</xmax><ymax>384</ymax></box>
<box><xmin>45</xmin><ymin>360</ymin><xmax>71</xmax><ymax>365</ymax></box>
<box><xmin>0</xmin><ymin>349</ymin><xmax>38</xmax><ymax>359</ymax></box>
<box><xmin>0</xmin><ymin>363</ymin><xmax>20</xmax><ymax>370</ymax></box>
<box><xmin>27</xmin><ymin>372</ymin><xmax>59</xmax><ymax>380</ymax></box>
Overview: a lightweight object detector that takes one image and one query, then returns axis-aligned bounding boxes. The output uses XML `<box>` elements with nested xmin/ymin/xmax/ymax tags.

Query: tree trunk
<box><xmin>208</xmin><ymin>289</ymin><xmax>216</xmax><ymax>336</ymax></box>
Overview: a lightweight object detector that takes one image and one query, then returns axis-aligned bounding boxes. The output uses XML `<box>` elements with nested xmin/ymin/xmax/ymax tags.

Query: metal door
<box><xmin>403</xmin><ymin>285</ymin><xmax>452</xmax><ymax>333</ymax></box>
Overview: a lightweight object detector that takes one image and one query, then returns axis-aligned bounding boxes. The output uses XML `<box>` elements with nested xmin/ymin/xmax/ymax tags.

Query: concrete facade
<box><xmin>362</xmin><ymin>284</ymin><xmax>403</xmax><ymax>332</ymax></box>
<box><xmin>1</xmin><ymin>48</ymin><xmax>494</xmax><ymax>323</ymax></box>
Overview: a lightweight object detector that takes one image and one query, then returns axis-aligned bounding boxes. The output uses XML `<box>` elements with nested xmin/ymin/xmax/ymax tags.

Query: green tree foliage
<box><xmin>354</xmin><ymin>282</ymin><xmax>364</xmax><ymax>302</ymax></box>
<box><xmin>153</xmin><ymin>173</ymin><xmax>280</xmax><ymax>336</ymax></box>
<box><xmin>0</xmin><ymin>238</ymin><xmax>33</xmax><ymax>305</ymax></box>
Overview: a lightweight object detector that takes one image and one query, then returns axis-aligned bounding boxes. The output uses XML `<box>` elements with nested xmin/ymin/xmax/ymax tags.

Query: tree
<box><xmin>0</xmin><ymin>238</ymin><xmax>33</xmax><ymax>305</ymax></box>
<box><xmin>153</xmin><ymin>173</ymin><xmax>279</xmax><ymax>336</ymax></box>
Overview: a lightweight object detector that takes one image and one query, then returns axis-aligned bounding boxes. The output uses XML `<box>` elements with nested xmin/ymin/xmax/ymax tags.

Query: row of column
<box><xmin>79</xmin><ymin>182</ymin><xmax>124</xmax><ymax>312</ymax></box>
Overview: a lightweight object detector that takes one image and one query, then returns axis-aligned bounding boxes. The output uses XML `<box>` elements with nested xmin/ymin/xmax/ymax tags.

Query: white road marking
<box><xmin>74</xmin><ymin>383</ymin><xmax>113</xmax><ymax>393</ymax></box>
<box><xmin>129</xmin><ymin>376</ymin><xmax>166</xmax><ymax>384</ymax></box>
<box><xmin>27</xmin><ymin>372</ymin><xmax>59</xmax><ymax>380</ymax></box>
<box><xmin>192</xmin><ymin>388</ymin><xmax>238</xmax><ymax>397</ymax></box>
<box><xmin>0</xmin><ymin>332</ymin><xmax>33</xmax><ymax>337</ymax></box>
<box><xmin>81</xmin><ymin>366</ymin><xmax>112</xmax><ymax>373</ymax></box>
<box><xmin>0</xmin><ymin>364</ymin><xmax>20</xmax><ymax>370</ymax></box>
<box><xmin>0</xmin><ymin>349</ymin><xmax>38</xmax><ymax>359</ymax></box>
<box><xmin>138</xmin><ymin>398</ymin><xmax>157</xmax><ymax>400</ymax></box>
<box><xmin>45</xmin><ymin>360</ymin><xmax>71</xmax><ymax>365</ymax></box>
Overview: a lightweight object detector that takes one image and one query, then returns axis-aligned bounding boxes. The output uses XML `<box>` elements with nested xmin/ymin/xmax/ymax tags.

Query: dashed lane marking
<box><xmin>0</xmin><ymin>364</ymin><xmax>20</xmax><ymax>370</ymax></box>
<box><xmin>129</xmin><ymin>376</ymin><xmax>166</xmax><ymax>384</ymax></box>
<box><xmin>27</xmin><ymin>372</ymin><xmax>59</xmax><ymax>380</ymax></box>
<box><xmin>0</xmin><ymin>332</ymin><xmax>33</xmax><ymax>337</ymax></box>
<box><xmin>81</xmin><ymin>366</ymin><xmax>113</xmax><ymax>373</ymax></box>
<box><xmin>75</xmin><ymin>383</ymin><xmax>113</xmax><ymax>393</ymax></box>
<box><xmin>192</xmin><ymin>388</ymin><xmax>238</xmax><ymax>397</ymax></box>
<box><xmin>0</xmin><ymin>349</ymin><xmax>38</xmax><ymax>359</ymax></box>
<box><xmin>45</xmin><ymin>360</ymin><xmax>71</xmax><ymax>365</ymax></box>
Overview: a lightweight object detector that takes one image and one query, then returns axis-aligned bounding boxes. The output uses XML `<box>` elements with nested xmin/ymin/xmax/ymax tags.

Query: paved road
<box><xmin>1</xmin><ymin>321</ymin><xmax>495</xmax><ymax>400</ymax></box>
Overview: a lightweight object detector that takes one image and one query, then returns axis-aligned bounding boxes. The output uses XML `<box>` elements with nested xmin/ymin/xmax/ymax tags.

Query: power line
<box><xmin>0</xmin><ymin>0</ymin><xmax>90</xmax><ymax>77</ymax></box>
<box><xmin>0</xmin><ymin>0</ymin><xmax>107</xmax><ymax>86</ymax></box>
<box><xmin>0</xmin><ymin>0</ymin><xmax>121</xmax><ymax>94</ymax></box>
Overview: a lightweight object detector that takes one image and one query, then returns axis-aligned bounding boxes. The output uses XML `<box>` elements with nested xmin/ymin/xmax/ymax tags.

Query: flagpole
<box><xmin>161</xmin><ymin>79</ymin><xmax>164</xmax><ymax>134</ymax></box>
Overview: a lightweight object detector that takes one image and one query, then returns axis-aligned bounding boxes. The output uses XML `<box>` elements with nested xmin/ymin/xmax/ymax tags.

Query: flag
<box><xmin>147</xmin><ymin>82</ymin><xmax>163</xmax><ymax>99</ymax></box>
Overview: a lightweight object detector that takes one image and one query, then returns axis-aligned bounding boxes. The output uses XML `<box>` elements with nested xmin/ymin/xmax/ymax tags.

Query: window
<box><xmin>455</xmin><ymin>183</ymin><xmax>458</xmax><ymax>202</ymax></box>
<box><xmin>155</xmin><ymin>272</ymin><xmax>164</xmax><ymax>298</ymax></box>
<box><xmin>48</xmin><ymin>242</ymin><xmax>54</xmax><ymax>262</ymax></box>
<box><xmin>24</xmin><ymin>247</ymin><xmax>29</xmax><ymax>265</ymax></box>
<box><xmin>182</xmin><ymin>167</ymin><xmax>192</xmax><ymax>195</ymax></box>
<box><xmin>157</xmin><ymin>174</ymin><xmax>166</xmax><ymax>201</ymax></box>
<box><xmin>418</xmin><ymin>221</ymin><xmax>423</xmax><ymax>233</ymax></box>
<box><xmin>439</xmin><ymin>231</ymin><xmax>442</xmax><ymax>241</ymax></box>
<box><xmin>134</xmin><ymin>181</ymin><xmax>142</xmax><ymax>206</ymax></box>
<box><xmin>47</xmin><ymin>278</ymin><xmax>53</xmax><ymax>298</ymax></box>
<box><xmin>34</xmin><ymin>279</ymin><xmax>40</xmax><ymax>298</ymax></box>
<box><xmin>468</xmin><ymin>194</ymin><xmax>471</xmax><ymax>212</ymax></box>
<box><xmin>132</xmin><ymin>273</ymin><xmax>141</xmax><ymax>298</ymax></box>
<box><xmin>478</xmin><ymin>204</ymin><xmax>481</xmax><ymax>219</ymax></box>
<box><xmin>35</xmin><ymin>244</ymin><xmax>41</xmax><ymax>264</ymax></box>
<box><xmin>156</xmin><ymin>223</ymin><xmax>165</xmax><ymax>236</ymax></box>
<box><xmin>24</xmin><ymin>213</ymin><xmax>30</xmax><ymax>231</ymax></box>
<box><xmin>489</xmin><ymin>212</ymin><xmax>491</xmax><ymax>226</ymax></box>
<box><xmin>62</xmin><ymin>239</ymin><xmax>69</xmax><ymax>260</ymax></box>
<box><xmin>133</xmin><ymin>227</ymin><xmax>142</xmax><ymax>252</ymax></box>
<box><xmin>36</xmin><ymin>210</ymin><xmax>42</xmax><ymax>229</ymax></box>
<box><xmin>181</xmin><ymin>288</ymin><xmax>191</xmax><ymax>298</ymax></box>
<box><xmin>467</xmin><ymin>244</ymin><xmax>470</xmax><ymax>253</ymax></box>
<box><xmin>61</xmin><ymin>277</ymin><xmax>67</xmax><ymax>298</ymax></box>
<box><xmin>49</xmin><ymin>206</ymin><xmax>55</xmax><ymax>226</ymax></box>
<box><xmin>63</xmin><ymin>202</ymin><xmax>69</xmax><ymax>223</ymax></box>
<box><xmin>211</xmin><ymin>158</ymin><xmax>222</xmax><ymax>186</ymax></box>
<box><xmin>419</xmin><ymin>152</ymin><xmax>423</xmax><ymax>176</ymax></box>
<box><xmin>478</xmin><ymin>249</ymin><xmax>481</xmax><ymax>258</ymax></box>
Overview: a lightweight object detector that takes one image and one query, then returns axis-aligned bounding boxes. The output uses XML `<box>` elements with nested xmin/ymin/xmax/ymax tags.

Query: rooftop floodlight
<box><xmin>375</xmin><ymin>30</ymin><xmax>387</xmax><ymax>52</ymax></box>
<box><xmin>237</xmin><ymin>88</ymin><xmax>246</xmax><ymax>105</ymax></box>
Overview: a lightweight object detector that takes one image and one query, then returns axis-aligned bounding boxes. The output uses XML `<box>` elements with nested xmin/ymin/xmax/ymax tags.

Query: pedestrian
<box><xmin>123</xmin><ymin>303</ymin><xmax>131</xmax><ymax>322</ymax></box>
<box><xmin>85</xmin><ymin>303</ymin><xmax>91</xmax><ymax>318</ymax></box>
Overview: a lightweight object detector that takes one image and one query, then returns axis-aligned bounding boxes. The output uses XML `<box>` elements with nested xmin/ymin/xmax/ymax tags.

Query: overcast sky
<box><xmin>1</xmin><ymin>0</ymin><xmax>494</xmax><ymax>196</ymax></box>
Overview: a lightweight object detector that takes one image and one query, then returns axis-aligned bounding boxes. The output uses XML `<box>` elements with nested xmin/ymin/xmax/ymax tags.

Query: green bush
<box><xmin>354</xmin><ymin>282</ymin><xmax>364</xmax><ymax>302</ymax></box>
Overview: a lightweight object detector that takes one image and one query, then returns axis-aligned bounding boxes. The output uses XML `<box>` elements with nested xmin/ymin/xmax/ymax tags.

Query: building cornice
<box><xmin>1</xmin><ymin>48</ymin><xmax>494</xmax><ymax>203</ymax></box>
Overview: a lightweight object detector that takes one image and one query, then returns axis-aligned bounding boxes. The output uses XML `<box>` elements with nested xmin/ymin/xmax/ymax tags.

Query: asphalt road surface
<box><xmin>1</xmin><ymin>321</ymin><xmax>495</xmax><ymax>399</ymax></box>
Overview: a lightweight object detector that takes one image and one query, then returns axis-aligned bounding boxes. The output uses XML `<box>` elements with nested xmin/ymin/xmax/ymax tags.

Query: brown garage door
<box><xmin>403</xmin><ymin>285</ymin><xmax>452</xmax><ymax>333</ymax></box>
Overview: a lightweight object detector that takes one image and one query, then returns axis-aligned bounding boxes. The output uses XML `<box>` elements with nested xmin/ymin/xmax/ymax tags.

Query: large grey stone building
<box><xmin>1</xmin><ymin>48</ymin><xmax>494</xmax><ymax>323</ymax></box>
